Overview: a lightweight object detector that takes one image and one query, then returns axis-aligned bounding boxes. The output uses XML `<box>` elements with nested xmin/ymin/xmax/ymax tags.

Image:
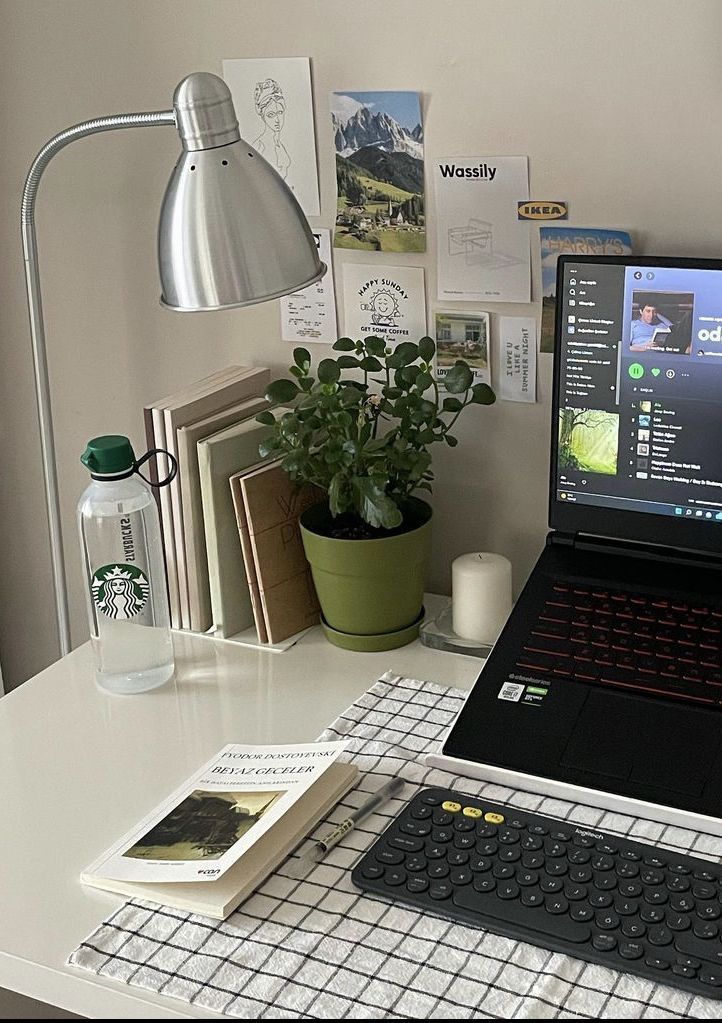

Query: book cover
<box><xmin>177</xmin><ymin>395</ymin><xmax>271</xmax><ymax>633</ymax></box>
<box><xmin>233</xmin><ymin>463</ymin><xmax>323</xmax><ymax>644</ymax></box>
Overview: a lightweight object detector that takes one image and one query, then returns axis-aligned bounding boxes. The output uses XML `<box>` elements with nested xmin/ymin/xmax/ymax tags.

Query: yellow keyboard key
<box><xmin>442</xmin><ymin>800</ymin><xmax>461</xmax><ymax>813</ymax></box>
<box><xmin>484</xmin><ymin>811</ymin><xmax>505</xmax><ymax>824</ymax></box>
<box><xmin>463</xmin><ymin>806</ymin><xmax>482</xmax><ymax>818</ymax></box>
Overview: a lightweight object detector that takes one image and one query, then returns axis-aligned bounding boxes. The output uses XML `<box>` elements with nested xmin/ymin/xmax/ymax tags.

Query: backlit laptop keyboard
<box><xmin>516</xmin><ymin>582</ymin><xmax>722</xmax><ymax>707</ymax></box>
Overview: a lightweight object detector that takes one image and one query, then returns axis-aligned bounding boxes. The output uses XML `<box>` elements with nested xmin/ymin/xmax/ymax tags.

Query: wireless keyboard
<box><xmin>352</xmin><ymin>787</ymin><xmax>722</xmax><ymax>998</ymax></box>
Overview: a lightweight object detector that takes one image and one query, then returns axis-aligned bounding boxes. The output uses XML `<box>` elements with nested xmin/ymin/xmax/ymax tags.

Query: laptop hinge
<box><xmin>548</xmin><ymin>529</ymin><xmax>722</xmax><ymax>569</ymax></box>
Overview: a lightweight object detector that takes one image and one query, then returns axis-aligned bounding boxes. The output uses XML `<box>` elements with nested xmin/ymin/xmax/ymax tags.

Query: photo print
<box><xmin>332</xmin><ymin>91</ymin><xmax>425</xmax><ymax>252</ymax></box>
<box><xmin>223</xmin><ymin>57</ymin><xmax>320</xmax><ymax>215</ymax></box>
<box><xmin>123</xmin><ymin>788</ymin><xmax>285</xmax><ymax>862</ymax></box>
<box><xmin>435</xmin><ymin>311</ymin><xmax>490</xmax><ymax>387</ymax></box>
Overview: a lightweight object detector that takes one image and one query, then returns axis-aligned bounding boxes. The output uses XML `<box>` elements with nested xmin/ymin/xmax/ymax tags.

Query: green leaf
<box><xmin>442</xmin><ymin>397</ymin><xmax>463</xmax><ymax>413</ymax></box>
<box><xmin>470</xmin><ymin>382</ymin><xmax>496</xmax><ymax>405</ymax></box>
<box><xmin>445</xmin><ymin>433</ymin><xmax>459</xmax><ymax>447</ymax></box>
<box><xmin>328</xmin><ymin>472</ymin><xmax>351</xmax><ymax>516</ymax></box>
<box><xmin>332</xmin><ymin>337</ymin><xmax>355</xmax><ymax>351</ymax></box>
<box><xmin>442</xmin><ymin>361</ymin><xmax>474</xmax><ymax>394</ymax></box>
<box><xmin>415</xmin><ymin>371</ymin><xmax>432</xmax><ymax>392</ymax></box>
<box><xmin>266</xmin><ymin>378</ymin><xmax>300</xmax><ymax>403</ymax></box>
<box><xmin>337</xmin><ymin>355</ymin><xmax>361</xmax><ymax>369</ymax></box>
<box><xmin>352</xmin><ymin>476</ymin><xmax>403</xmax><ymax>530</ymax></box>
<box><xmin>293</xmin><ymin>347</ymin><xmax>311</xmax><ymax>369</ymax></box>
<box><xmin>317</xmin><ymin>358</ymin><xmax>341</xmax><ymax>384</ymax></box>
<box><xmin>255</xmin><ymin>410</ymin><xmax>277</xmax><ymax>426</ymax></box>
<box><xmin>360</xmin><ymin>356</ymin><xmax>383</xmax><ymax>371</ymax></box>
<box><xmin>364</xmin><ymin>336</ymin><xmax>387</xmax><ymax>356</ymax></box>
<box><xmin>387</xmin><ymin>341</ymin><xmax>419</xmax><ymax>369</ymax></box>
<box><xmin>418</xmin><ymin>335</ymin><xmax>436</xmax><ymax>362</ymax></box>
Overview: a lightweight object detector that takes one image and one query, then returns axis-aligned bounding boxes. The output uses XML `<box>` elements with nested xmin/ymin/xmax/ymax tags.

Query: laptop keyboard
<box><xmin>517</xmin><ymin>582</ymin><xmax>722</xmax><ymax>707</ymax></box>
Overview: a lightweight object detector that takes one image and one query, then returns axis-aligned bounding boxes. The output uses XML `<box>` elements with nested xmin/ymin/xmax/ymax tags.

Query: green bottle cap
<box><xmin>81</xmin><ymin>435</ymin><xmax>136</xmax><ymax>476</ymax></box>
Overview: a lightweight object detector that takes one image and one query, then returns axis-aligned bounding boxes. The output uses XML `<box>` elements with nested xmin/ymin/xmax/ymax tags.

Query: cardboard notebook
<box><xmin>81</xmin><ymin>761</ymin><xmax>357</xmax><ymax>921</ymax></box>
<box><xmin>230</xmin><ymin>462</ymin><xmax>323</xmax><ymax>644</ymax></box>
<box><xmin>197</xmin><ymin>410</ymin><xmax>286</xmax><ymax>638</ymax></box>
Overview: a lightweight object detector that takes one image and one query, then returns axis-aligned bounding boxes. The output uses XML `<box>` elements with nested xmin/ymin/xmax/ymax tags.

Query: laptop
<box><xmin>428</xmin><ymin>255</ymin><xmax>722</xmax><ymax>834</ymax></box>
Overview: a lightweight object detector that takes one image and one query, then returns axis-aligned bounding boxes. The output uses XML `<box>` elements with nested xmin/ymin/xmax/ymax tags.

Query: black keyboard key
<box><xmin>429</xmin><ymin>881</ymin><xmax>452</xmax><ymax>900</ymax></box>
<box><xmin>406</xmin><ymin>876</ymin><xmax>428</xmax><ymax>894</ymax></box>
<box><xmin>473</xmin><ymin>876</ymin><xmax>496</xmax><ymax>893</ymax></box>
<box><xmin>361</xmin><ymin>862</ymin><xmax>384</xmax><ymax>879</ymax></box>
<box><xmin>453</xmin><ymin>887</ymin><xmax>591</xmax><ymax>943</ymax></box>
<box><xmin>648</xmin><ymin>925</ymin><xmax>674</xmax><ymax>946</ymax></box>
<box><xmin>694</xmin><ymin>921</ymin><xmax>719</xmax><ymax>940</ymax></box>
<box><xmin>521</xmin><ymin>889</ymin><xmax>544</xmax><ymax>907</ymax></box>
<box><xmin>400</xmin><ymin>820</ymin><xmax>431</xmax><ymax>837</ymax></box>
<box><xmin>667</xmin><ymin>913</ymin><xmax>691</xmax><ymax>932</ymax></box>
<box><xmin>389</xmin><ymin>835</ymin><xmax>423</xmax><ymax>853</ymax></box>
<box><xmin>592</xmin><ymin>933</ymin><xmax>617</xmax><ymax>952</ymax></box>
<box><xmin>498</xmin><ymin>881</ymin><xmax>520</xmax><ymax>900</ymax></box>
<box><xmin>428</xmin><ymin>862</ymin><xmax>449</xmax><ymax>879</ymax></box>
<box><xmin>545</xmin><ymin>896</ymin><xmax>569</xmax><ymax>915</ymax></box>
<box><xmin>646</xmin><ymin>956</ymin><xmax>671</xmax><ymax>971</ymax></box>
<box><xmin>384</xmin><ymin>867</ymin><xmax>406</xmax><ymax>886</ymax></box>
<box><xmin>433</xmin><ymin>810</ymin><xmax>453</xmax><ymax>826</ymax></box>
<box><xmin>671</xmin><ymin>894</ymin><xmax>695</xmax><ymax>914</ymax></box>
<box><xmin>622</xmin><ymin>920</ymin><xmax>646</xmax><ymax>938</ymax></box>
<box><xmin>700</xmin><ymin>968</ymin><xmax>722</xmax><ymax>987</ymax></box>
<box><xmin>590</xmin><ymin>892</ymin><xmax>614</xmax><ymax>908</ymax></box>
<box><xmin>619</xmin><ymin>941</ymin><xmax>645</xmax><ymax>960</ymax></box>
<box><xmin>432</xmin><ymin>827</ymin><xmax>453</xmax><ymax>844</ymax></box>
<box><xmin>447</xmin><ymin>849</ymin><xmax>469</xmax><ymax>867</ymax></box>
<box><xmin>571</xmin><ymin>904</ymin><xmax>594</xmax><ymax>922</ymax></box>
<box><xmin>596</xmin><ymin>910</ymin><xmax>619</xmax><ymax>930</ymax></box>
<box><xmin>518</xmin><ymin>870</ymin><xmax>539</xmax><ymax>887</ymax></box>
<box><xmin>641</xmin><ymin>905</ymin><xmax>666</xmax><ymax>924</ymax></box>
<box><xmin>376</xmin><ymin>848</ymin><xmax>404</xmax><ymax>865</ymax></box>
<box><xmin>697</xmin><ymin>902</ymin><xmax>721</xmax><ymax>921</ymax></box>
<box><xmin>493</xmin><ymin>863</ymin><xmax>515</xmax><ymax>880</ymax></box>
<box><xmin>540</xmin><ymin>877</ymin><xmax>563</xmax><ymax>893</ymax></box>
<box><xmin>673</xmin><ymin>964</ymin><xmax>697</xmax><ymax>979</ymax></box>
<box><xmin>450</xmin><ymin>868</ymin><xmax>472</xmax><ymax>886</ymax></box>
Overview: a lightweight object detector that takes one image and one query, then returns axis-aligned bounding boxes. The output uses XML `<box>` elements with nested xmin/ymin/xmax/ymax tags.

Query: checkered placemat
<box><xmin>69</xmin><ymin>673</ymin><xmax>722</xmax><ymax>1018</ymax></box>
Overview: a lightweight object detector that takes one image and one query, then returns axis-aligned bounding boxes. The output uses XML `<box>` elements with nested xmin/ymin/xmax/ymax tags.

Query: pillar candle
<box><xmin>452</xmin><ymin>552</ymin><xmax>512</xmax><ymax>643</ymax></box>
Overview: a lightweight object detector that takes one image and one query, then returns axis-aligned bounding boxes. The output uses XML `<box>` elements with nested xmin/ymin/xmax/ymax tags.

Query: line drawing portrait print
<box><xmin>252</xmin><ymin>78</ymin><xmax>291</xmax><ymax>180</ymax></box>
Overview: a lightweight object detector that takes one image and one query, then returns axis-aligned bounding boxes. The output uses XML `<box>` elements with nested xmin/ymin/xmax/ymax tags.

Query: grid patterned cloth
<box><xmin>69</xmin><ymin>673</ymin><xmax>722</xmax><ymax>1019</ymax></box>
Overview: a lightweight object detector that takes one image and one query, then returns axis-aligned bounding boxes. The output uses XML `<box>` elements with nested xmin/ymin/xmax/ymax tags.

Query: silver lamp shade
<box><xmin>159</xmin><ymin>73</ymin><xmax>325</xmax><ymax>311</ymax></box>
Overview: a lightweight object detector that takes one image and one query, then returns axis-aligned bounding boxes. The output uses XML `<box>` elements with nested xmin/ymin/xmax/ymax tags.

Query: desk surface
<box><xmin>0</xmin><ymin>612</ymin><xmax>480</xmax><ymax>1019</ymax></box>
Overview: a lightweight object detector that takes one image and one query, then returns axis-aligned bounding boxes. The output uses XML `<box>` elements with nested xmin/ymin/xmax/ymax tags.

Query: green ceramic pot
<box><xmin>300</xmin><ymin>497</ymin><xmax>432</xmax><ymax>651</ymax></box>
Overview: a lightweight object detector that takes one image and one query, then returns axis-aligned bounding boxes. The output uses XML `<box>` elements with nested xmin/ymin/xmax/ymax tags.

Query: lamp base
<box><xmin>419</xmin><ymin>599</ymin><xmax>493</xmax><ymax>659</ymax></box>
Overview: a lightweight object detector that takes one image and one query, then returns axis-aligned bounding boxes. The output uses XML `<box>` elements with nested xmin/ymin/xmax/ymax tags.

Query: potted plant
<box><xmin>257</xmin><ymin>335</ymin><xmax>495</xmax><ymax>650</ymax></box>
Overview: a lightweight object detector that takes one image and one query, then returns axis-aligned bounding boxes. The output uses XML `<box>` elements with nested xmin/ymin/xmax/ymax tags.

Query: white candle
<box><xmin>452</xmin><ymin>552</ymin><xmax>512</xmax><ymax>644</ymax></box>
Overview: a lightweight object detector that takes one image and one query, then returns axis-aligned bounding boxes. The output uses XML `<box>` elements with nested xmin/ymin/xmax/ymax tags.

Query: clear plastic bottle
<box><xmin>77</xmin><ymin>435</ymin><xmax>174</xmax><ymax>694</ymax></box>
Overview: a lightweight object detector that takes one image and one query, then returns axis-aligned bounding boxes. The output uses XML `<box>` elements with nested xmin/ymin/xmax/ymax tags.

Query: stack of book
<box><xmin>144</xmin><ymin>366</ymin><xmax>321</xmax><ymax>645</ymax></box>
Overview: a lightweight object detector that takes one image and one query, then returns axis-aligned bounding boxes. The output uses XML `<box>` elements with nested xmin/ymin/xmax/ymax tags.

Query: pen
<box><xmin>289</xmin><ymin>777</ymin><xmax>405</xmax><ymax>878</ymax></box>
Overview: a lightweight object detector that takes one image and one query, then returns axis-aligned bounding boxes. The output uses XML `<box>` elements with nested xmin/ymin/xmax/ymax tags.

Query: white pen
<box><xmin>289</xmin><ymin>777</ymin><xmax>405</xmax><ymax>878</ymax></box>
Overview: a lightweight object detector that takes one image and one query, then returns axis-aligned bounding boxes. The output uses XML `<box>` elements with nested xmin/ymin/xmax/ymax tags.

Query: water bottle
<box><xmin>77</xmin><ymin>435</ymin><xmax>175</xmax><ymax>694</ymax></box>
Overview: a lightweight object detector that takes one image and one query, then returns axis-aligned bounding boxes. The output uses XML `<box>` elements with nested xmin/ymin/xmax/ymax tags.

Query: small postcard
<box><xmin>435</xmin><ymin>311</ymin><xmax>490</xmax><ymax>388</ymax></box>
<box><xmin>332</xmin><ymin>91</ymin><xmax>425</xmax><ymax>252</ymax></box>
<box><xmin>434</xmin><ymin>156</ymin><xmax>530</xmax><ymax>303</ymax></box>
<box><xmin>280</xmin><ymin>229</ymin><xmax>338</xmax><ymax>344</ymax></box>
<box><xmin>342</xmin><ymin>264</ymin><xmax>427</xmax><ymax>345</ymax></box>
<box><xmin>540</xmin><ymin>226</ymin><xmax>632</xmax><ymax>353</ymax></box>
<box><xmin>498</xmin><ymin>316</ymin><xmax>537</xmax><ymax>403</ymax></box>
<box><xmin>223</xmin><ymin>57</ymin><xmax>320</xmax><ymax>216</ymax></box>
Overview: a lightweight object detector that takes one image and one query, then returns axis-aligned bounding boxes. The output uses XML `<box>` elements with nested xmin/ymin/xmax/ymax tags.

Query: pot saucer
<box><xmin>320</xmin><ymin>607</ymin><xmax>425</xmax><ymax>652</ymax></box>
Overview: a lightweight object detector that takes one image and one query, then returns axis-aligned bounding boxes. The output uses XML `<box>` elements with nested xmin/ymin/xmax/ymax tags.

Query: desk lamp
<box><xmin>21</xmin><ymin>72</ymin><xmax>325</xmax><ymax>657</ymax></box>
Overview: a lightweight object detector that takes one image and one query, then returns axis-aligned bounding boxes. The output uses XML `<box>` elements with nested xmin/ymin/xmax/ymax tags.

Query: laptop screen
<box><xmin>551</xmin><ymin>256</ymin><xmax>722</xmax><ymax>553</ymax></box>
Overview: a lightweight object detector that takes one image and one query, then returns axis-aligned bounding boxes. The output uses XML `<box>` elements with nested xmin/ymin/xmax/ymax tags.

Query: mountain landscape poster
<box><xmin>331</xmin><ymin>91</ymin><xmax>425</xmax><ymax>252</ymax></box>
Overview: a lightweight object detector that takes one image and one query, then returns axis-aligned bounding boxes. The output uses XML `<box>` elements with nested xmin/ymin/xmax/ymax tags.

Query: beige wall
<box><xmin>1</xmin><ymin>0</ymin><xmax>720</xmax><ymax>686</ymax></box>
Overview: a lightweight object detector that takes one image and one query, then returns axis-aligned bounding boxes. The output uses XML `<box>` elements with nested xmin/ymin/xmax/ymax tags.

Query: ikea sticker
<box><xmin>498</xmin><ymin>681</ymin><xmax>524</xmax><ymax>702</ymax></box>
<box><xmin>517</xmin><ymin>200</ymin><xmax>568</xmax><ymax>221</ymax></box>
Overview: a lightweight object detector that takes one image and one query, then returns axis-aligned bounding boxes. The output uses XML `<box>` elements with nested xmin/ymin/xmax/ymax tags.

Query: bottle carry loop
<box><xmin>135</xmin><ymin>448</ymin><xmax>178</xmax><ymax>488</ymax></box>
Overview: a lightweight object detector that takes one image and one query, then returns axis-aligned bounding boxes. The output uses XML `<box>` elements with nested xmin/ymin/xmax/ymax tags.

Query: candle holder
<box><xmin>419</xmin><ymin>598</ymin><xmax>493</xmax><ymax>659</ymax></box>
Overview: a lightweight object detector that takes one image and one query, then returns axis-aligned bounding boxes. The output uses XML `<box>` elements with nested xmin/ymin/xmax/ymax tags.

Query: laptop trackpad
<box><xmin>561</xmin><ymin>691</ymin><xmax>711</xmax><ymax>796</ymax></box>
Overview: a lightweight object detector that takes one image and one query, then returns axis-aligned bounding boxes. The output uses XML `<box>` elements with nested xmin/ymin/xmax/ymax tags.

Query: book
<box><xmin>198</xmin><ymin>410</ymin><xmax>285</xmax><ymax>638</ymax></box>
<box><xmin>229</xmin><ymin>460</ymin><xmax>271</xmax><ymax>643</ymax></box>
<box><xmin>230</xmin><ymin>462</ymin><xmax>323</xmax><ymax>643</ymax></box>
<box><xmin>145</xmin><ymin>367</ymin><xmax>246</xmax><ymax>628</ymax></box>
<box><xmin>81</xmin><ymin>743</ymin><xmax>357</xmax><ymax>920</ymax></box>
<box><xmin>164</xmin><ymin>367</ymin><xmax>270</xmax><ymax>630</ymax></box>
<box><xmin>176</xmin><ymin>394</ymin><xmax>271</xmax><ymax>633</ymax></box>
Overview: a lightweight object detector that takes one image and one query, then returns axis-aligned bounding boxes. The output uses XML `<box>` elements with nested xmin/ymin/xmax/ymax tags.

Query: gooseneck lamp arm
<box><xmin>21</xmin><ymin>72</ymin><xmax>325</xmax><ymax>660</ymax></box>
<box><xmin>21</xmin><ymin>110</ymin><xmax>176</xmax><ymax>658</ymax></box>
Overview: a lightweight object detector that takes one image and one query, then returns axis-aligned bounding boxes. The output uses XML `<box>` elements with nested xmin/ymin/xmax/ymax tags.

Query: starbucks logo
<box><xmin>91</xmin><ymin>564</ymin><xmax>149</xmax><ymax>620</ymax></box>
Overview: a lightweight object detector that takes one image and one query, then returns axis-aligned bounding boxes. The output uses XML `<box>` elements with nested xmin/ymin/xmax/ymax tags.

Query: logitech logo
<box><xmin>574</xmin><ymin>827</ymin><xmax>603</xmax><ymax>840</ymax></box>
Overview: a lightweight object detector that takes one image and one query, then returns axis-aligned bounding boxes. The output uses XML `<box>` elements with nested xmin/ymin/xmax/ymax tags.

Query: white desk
<box><xmin>0</xmin><ymin>616</ymin><xmax>480</xmax><ymax>1019</ymax></box>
